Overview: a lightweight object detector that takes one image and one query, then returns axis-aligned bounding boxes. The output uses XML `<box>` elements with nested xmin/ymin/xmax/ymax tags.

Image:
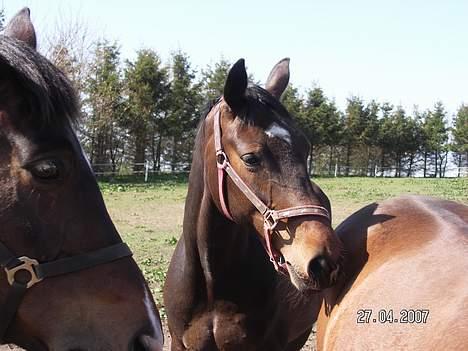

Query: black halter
<box><xmin>0</xmin><ymin>241</ymin><xmax>132</xmax><ymax>340</ymax></box>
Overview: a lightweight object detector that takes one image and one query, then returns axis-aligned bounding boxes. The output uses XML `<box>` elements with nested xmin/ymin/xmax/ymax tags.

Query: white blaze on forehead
<box><xmin>265</xmin><ymin>122</ymin><xmax>292</xmax><ymax>145</ymax></box>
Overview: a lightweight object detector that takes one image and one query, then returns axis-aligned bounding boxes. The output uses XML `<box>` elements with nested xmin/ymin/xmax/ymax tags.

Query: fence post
<box><xmin>334</xmin><ymin>163</ymin><xmax>338</xmax><ymax>177</ymax></box>
<box><xmin>144</xmin><ymin>161</ymin><xmax>149</xmax><ymax>182</ymax></box>
<box><xmin>374</xmin><ymin>164</ymin><xmax>378</xmax><ymax>177</ymax></box>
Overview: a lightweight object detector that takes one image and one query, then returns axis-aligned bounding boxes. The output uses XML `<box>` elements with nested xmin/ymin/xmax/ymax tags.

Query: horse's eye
<box><xmin>29</xmin><ymin>160</ymin><xmax>61</xmax><ymax>180</ymax></box>
<box><xmin>241</xmin><ymin>153</ymin><xmax>261</xmax><ymax>167</ymax></box>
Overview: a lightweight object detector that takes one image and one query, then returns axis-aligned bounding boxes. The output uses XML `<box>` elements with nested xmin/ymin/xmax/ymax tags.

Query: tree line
<box><xmin>282</xmin><ymin>87</ymin><xmax>467</xmax><ymax>177</ymax></box>
<box><xmin>2</xmin><ymin>10</ymin><xmax>467</xmax><ymax>177</ymax></box>
<box><xmin>55</xmin><ymin>39</ymin><xmax>466</xmax><ymax>177</ymax></box>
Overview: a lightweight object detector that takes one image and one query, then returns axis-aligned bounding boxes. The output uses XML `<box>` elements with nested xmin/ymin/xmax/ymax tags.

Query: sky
<box><xmin>4</xmin><ymin>0</ymin><xmax>468</xmax><ymax>116</ymax></box>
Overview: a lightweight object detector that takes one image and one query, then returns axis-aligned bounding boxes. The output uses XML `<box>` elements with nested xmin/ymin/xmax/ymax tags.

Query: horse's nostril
<box><xmin>132</xmin><ymin>334</ymin><xmax>163</xmax><ymax>351</ymax></box>
<box><xmin>308</xmin><ymin>255</ymin><xmax>332</xmax><ymax>282</ymax></box>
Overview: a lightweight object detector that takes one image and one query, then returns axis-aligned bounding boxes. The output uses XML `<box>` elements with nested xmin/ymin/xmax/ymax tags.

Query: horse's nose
<box><xmin>308</xmin><ymin>254</ymin><xmax>334</xmax><ymax>287</ymax></box>
<box><xmin>132</xmin><ymin>334</ymin><xmax>163</xmax><ymax>351</ymax></box>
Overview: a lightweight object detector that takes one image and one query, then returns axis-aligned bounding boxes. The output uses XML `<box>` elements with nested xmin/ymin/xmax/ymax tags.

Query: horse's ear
<box><xmin>224</xmin><ymin>58</ymin><xmax>248</xmax><ymax>114</ymax></box>
<box><xmin>265</xmin><ymin>58</ymin><xmax>290</xmax><ymax>99</ymax></box>
<box><xmin>4</xmin><ymin>8</ymin><xmax>37</xmax><ymax>50</ymax></box>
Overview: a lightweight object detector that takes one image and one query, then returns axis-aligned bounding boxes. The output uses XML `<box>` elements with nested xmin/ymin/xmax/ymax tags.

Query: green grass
<box><xmin>99</xmin><ymin>175</ymin><xmax>467</xmax><ymax>316</ymax></box>
<box><xmin>316</xmin><ymin>177</ymin><xmax>467</xmax><ymax>224</ymax></box>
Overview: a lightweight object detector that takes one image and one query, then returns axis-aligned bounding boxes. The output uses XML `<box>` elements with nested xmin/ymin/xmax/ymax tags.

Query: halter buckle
<box><xmin>264</xmin><ymin>211</ymin><xmax>278</xmax><ymax>230</ymax></box>
<box><xmin>5</xmin><ymin>257</ymin><xmax>43</xmax><ymax>289</ymax></box>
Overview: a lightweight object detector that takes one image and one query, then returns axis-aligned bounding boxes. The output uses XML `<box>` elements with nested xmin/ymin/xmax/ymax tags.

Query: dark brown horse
<box><xmin>0</xmin><ymin>8</ymin><xmax>163</xmax><ymax>351</ymax></box>
<box><xmin>164</xmin><ymin>58</ymin><xmax>342</xmax><ymax>350</ymax></box>
<box><xmin>317</xmin><ymin>196</ymin><xmax>468</xmax><ymax>350</ymax></box>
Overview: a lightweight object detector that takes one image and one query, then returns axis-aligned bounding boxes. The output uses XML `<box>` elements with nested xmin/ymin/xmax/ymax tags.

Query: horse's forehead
<box><xmin>231</xmin><ymin>117</ymin><xmax>293</xmax><ymax>145</ymax></box>
<box><xmin>265</xmin><ymin>122</ymin><xmax>292</xmax><ymax>145</ymax></box>
<box><xmin>2</xmin><ymin>116</ymin><xmax>81</xmax><ymax>160</ymax></box>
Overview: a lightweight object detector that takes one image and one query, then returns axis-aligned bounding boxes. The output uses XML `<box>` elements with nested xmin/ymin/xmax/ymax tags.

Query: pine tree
<box><xmin>124</xmin><ymin>49</ymin><xmax>170</xmax><ymax>171</ymax></box>
<box><xmin>84</xmin><ymin>40</ymin><xmax>124</xmax><ymax>173</ymax></box>
<box><xmin>361</xmin><ymin>101</ymin><xmax>380</xmax><ymax>175</ymax></box>
<box><xmin>404</xmin><ymin>114</ymin><xmax>423</xmax><ymax>177</ymax></box>
<box><xmin>281</xmin><ymin>85</ymin><xmax>304</xmax><ymax>120</ymax></box>
<box><xmin>343</xmin><ymin>96</ymin><xmax>367</xmax><ymax>175</ymax></box>
<box><xmin>201</xmin><ymin>58</ymin><xmax>231</xmax><ymax>102</ymax></box>
<box><xmin>452</xmin><ymin>105</ymin><xmax>468</xmax><ymax>176</ymax></box>
<box><xmin>321</xmin><ymin>101</ymin><xmax>343</xmax><ymax>175</ymax></box>
<box><xmin>0</xmin><ymin>8</ymin><xmax>5</xmax><ymax>31</ymax></box>
<box><xmin>283</xmin><ymin>86</ymin><xmax>343</xmax><ymax>176</ymax></box>
<box><xmin>377</xmin><ymin>104</ymin><xmax>393</xmax><ymax>176</ymax></box>
<box><xmin>166</xmin><ymin>51</ymin><xmax>202</xmax><ymax>170</ymax></box>
<box><xmin>422</xmin><ymin>102</ymin><xmax>449</xmax><ymax>177</ymax></box>
<box><xmin>300</xmin><ymin>87</ymin><xmax>327</xmax><ymax>174</ymax></box>
<box><xmin>377</xmin><ymin>106</ymin><xmax>423</xmax><ymax>177</ymax></box>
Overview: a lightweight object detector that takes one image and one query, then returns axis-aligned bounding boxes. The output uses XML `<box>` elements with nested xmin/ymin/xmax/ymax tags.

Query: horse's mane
<box><xmin>199</xmin><ymin>85</ymin><xmax>291</xmax><ymax>125</ymax></box>
<box><xmin>242</xmin><ymin>84</ymin><xmax>292</xmax><ymax>123</ymax></box>
<box><xmin>0</xmin><ymin>36</ymin><xmax>79</xmax><ymax>127</ymax></box>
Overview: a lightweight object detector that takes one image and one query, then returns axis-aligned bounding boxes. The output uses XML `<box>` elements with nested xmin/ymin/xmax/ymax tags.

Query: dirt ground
<box><xmin>0</xmin><ymin>325</ymin><xmax>315</xmax><ymax>351</ymax></box>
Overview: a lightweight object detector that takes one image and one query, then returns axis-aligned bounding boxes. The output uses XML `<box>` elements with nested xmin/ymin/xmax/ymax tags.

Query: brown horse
<box><xmin>164</xmin><ymin>58</ymin><xmax>343</xmax><ymax>350</ymax></box>
<box><xmin>317</xmin><ymin>195</ymin><xmax>468</xmax><ymax>350</ymax></box>
<box><xmin>0</xmin><ymin>8</ymin><xmax>163</xmax><ymax>351</ymax></box>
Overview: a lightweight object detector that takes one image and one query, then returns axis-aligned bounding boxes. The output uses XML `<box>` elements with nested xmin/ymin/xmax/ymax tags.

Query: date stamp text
<box><xmin>356</xmin><ymin>309</ymin><xmax>429</xmax><ymax>324</ymax></box>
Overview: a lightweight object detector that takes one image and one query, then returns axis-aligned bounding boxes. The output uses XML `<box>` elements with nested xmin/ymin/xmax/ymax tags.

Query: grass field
<box><xmin>2</xmin><ymin>176</ymin><xmax>466</xmax><ymax>350</ymax></box>
<box><xmin>100</xmin><ymin>176</ymin><xmax>467</xmax><ymax>318</ymax></box>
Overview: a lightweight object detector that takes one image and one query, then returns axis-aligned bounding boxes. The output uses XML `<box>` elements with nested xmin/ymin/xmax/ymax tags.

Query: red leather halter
<box><xmin>213</xmin><ymin>100</ymin><xmax>331</xmax><ymax>274</ymax></box>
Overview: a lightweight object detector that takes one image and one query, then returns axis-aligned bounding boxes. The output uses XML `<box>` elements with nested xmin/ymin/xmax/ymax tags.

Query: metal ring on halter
<box><xmin>5</xmin><ymin>257</ymin><xmax>42</xmax><ymax>289</ymax></box>
<box><xmin>216</xmin><ymin>151</ymin><xmax>229</xmax><ymax>169</ymax></box>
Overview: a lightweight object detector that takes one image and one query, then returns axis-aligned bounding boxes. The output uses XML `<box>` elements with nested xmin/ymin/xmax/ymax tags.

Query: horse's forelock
<box><xmin>0</xmin><ymin>36</ymin><xmax>79</xmax><ymax>128</ymax></box>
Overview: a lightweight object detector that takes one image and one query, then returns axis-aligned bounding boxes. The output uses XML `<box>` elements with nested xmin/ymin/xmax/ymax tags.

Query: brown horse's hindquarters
<box><xmin>317</xmin><ymin>197</ymin><xmax>468</xmax><ymax>350</ymax></box>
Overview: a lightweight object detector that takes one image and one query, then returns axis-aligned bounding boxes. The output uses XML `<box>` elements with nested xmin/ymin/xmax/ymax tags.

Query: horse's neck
<box><xmin>185</xmin><ymin>165</ymin><xmax>273</xmax><ymax>297</ymax></box>
<box><xmin>181</xmin><ymin>124</ymin><xmax>276</xmax><ymax>305</ymax></box>
<box><xmin>182</xmin><ymin>178</ymin><xmax>251</xmax><ymax>271</ymax></box>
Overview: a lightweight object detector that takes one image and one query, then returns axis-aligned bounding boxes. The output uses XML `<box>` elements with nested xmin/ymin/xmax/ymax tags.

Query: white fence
<box><xmin>91</xmin><ymin>162</ymin><xmax>153</xmax><ymax>182</ymax></box>
<box><xmin>90</xmin><ymin>162</ymin><xmax>468</xmax><ymax>181</ymax></box>
<box><xmin>322</xmin><ymin>165</ymin><xmax>468</xmax><ymax>178</ymax></box>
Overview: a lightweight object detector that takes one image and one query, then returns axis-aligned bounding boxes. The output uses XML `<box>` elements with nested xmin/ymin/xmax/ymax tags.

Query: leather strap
<box><xmin>0</xmin><ymin>243</ymin><xmax>21</xmax><ymax>269</ymax></box>
<box><xmin>0</xmin><ymin>242</ymin><xmax>132</xmax><ymax>341</ymax></box>
<box><xmin>35</xmin><ymin>243</ymin><xmax>132</xmax><ymax>279</ymax></box>
<box><xmin>212</xmin><ymin>100</ymin><xmax>331</xmax><ymax>274</ymax></box>
<box><xmin>214</xmin><ymin>106</ymin><xmax>270</xmax><ymax>217</ymax></box>
<box><xmin>271</xmin><ymin>205</ymin><xmax>330</xmax><ymax>222</ymax></box>
<box><xmin>214</xmin><ymin>104</ymin><xmax>233</xmax><ymax>220</ymax></box>
<box><xmin>0</xmin><ymin>282</ymin><xmax>27</xmax><ymax>339</ymax></box>
<box><xmin>217</xmin><ymin>166</ymin><xmax>233</xmax><ymax>221</ymax></box>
